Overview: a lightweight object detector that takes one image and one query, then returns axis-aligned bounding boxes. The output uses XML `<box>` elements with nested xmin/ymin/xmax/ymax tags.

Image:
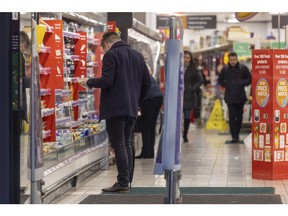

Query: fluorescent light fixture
<box><xmin>227</xmin><ymin>17</ymin><xmax>239</xmax><ymax>23</ymax></box>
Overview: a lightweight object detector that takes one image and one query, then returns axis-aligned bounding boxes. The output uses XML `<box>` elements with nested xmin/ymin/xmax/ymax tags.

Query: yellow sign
<box><xmin>255</xmin><ymin>78</ymin><xmax>270</xmax><ymax>107</ymax></box>
<box><xmin>205</xmin><ymin>99</ymin><xmax>228</xmax><ymax>132</ymax></box>
<box><xmin>235</xmin><ymin>12</ymin><xmax>258</xmax><ymax>22</ymax></box>
<box><xmin>36</xmin><ymin>24</ymin><xmax>46</xmax><ymax>52</ymax></box>
<box><xmin>276</xmin><ymin>78</ymin><xmax>288</xmax><ymax>107</ymax></box>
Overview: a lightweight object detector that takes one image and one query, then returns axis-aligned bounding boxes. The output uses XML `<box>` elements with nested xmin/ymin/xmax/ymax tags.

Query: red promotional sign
<box><xmin>252</xmin><ymin>49</ymin><xmax>288</xmax><ymax>180</ymax></box>
<box><xmin>74</xmin><ymin>31</ymin><xmax>87</xmax><ymax>79</ymax></box>
<box><xmin>39</xmin><ymin>20</ymin><xmax>64</xmax><ymax>141</ymax></box>
<box><xmin>40</xmin><ymin>20</ymin><xmax>64</xmax><ymax>90</ymax></box>
<box><xmin>107</xmin><ymin>21</ymin><xmax>116</xmax><ymax>32</ymax></box>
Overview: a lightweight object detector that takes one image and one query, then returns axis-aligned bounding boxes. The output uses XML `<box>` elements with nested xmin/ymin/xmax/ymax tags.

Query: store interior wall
<box><xmin>144</xmin><ymin>12</ymin><xmax>286</xmax><ymax>48</ymax></box>
<box><xmin>183</xmin><ymin>22</ymin><xmax>269</xmax><ymax>48</ymax></box>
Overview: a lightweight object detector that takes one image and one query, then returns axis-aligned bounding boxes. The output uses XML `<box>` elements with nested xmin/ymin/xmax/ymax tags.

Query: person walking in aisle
<box><xmin>183</xmin><ymin>50</ymin><xmax>204</xmax><ymax>142</ymax></box>
<box><xmin>218</xmin><ymin>52</ymin><xmax>251</xmax><ymax>143</ymax></box>
<box><xmin>135</xmin><ymin>75</ymin><xmax>163</xmax><ymax>159</ymax></box>
<box><xmin>79</xmin><ymin>31</ymin><xmax>151</xmax><ymax>192</ymax></box>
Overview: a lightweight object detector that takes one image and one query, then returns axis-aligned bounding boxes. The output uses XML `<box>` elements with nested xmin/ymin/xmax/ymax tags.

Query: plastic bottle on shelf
<box><xmin>81</xmin><ymin>105</ymin><xmax>88</xmax><ymax>119</ymax></box>
<box><xmin>100</xmin><ymin>120</ymin><xmax>106</xmax><ymax>130</ymax></box>
<box><xmin>69</xmin><ymin>60</ymin><xmax>74</xmax><ymax>77</ymax></box>
<box><xmin>70</xmin><ymin>39</ymin><xmax>75</xmax><ymax>55</ymax></box>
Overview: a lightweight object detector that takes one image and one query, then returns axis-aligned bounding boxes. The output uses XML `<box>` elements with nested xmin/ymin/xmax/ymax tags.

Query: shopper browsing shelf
<box><xmin>135</xmin><ymin>74</ymin><xmax>163</xmax><ymax>159</ymax></box>
<box><xmin>79</xmin><ymin>31</ymin><xmax>151</xmax><ymax>192</ymax></box>
<box><xmin>218</xmin><ymin>52</ymin><xmax>251</xmax><ymax>143</ymax></box>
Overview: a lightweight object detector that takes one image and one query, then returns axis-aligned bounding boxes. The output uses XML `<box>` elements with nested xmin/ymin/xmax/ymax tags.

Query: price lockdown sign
<box><xmin>256</xmin><ymin>78</ymin><xmax>270</xmax><ymax>107</ymax></box>
<box><xmin>276</xmin><ymin>78</ymin><xmax>288</xmax><ymax>107</ymax></box>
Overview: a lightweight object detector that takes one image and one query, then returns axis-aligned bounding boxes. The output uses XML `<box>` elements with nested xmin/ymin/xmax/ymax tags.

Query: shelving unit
<box><xmin>33</xmin><ymin>14</ymin><xmax>109</xmax><ymax>203</ymax></box>
<box><xmin>192</xmin><ymin>42</ymin><xmax>232</xmax><ymax>56</ymax></box>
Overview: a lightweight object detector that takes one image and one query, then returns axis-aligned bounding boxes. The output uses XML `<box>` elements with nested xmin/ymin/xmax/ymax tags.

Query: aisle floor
<box><xmin>52</xmin><ymin>125</ymin><xmax>288</xmax><ymax>204</ymax></box>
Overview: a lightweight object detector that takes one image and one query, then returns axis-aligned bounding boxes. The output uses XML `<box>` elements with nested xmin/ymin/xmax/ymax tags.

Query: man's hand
<box><xmin>78</xmin><ymin>78</ymin><xmax>89</xmax><ymax>88</ymax></box>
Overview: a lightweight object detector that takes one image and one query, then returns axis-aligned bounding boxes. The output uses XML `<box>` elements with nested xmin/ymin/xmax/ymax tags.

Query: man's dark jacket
<box><xmin>218</xmin><ymin>62</ymin><xmax>251</xmax><ymax>104</ymax></box>
<box><xmin>87</xmin><ymin>40</ymin><xmax>151</xmax><ymax>120</ymax></box>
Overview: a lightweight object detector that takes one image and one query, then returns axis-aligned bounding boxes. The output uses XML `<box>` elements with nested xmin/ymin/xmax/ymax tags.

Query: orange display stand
<box><xmin>252</xmin><ymin>49</ymin><xmax>288</xmax><ymax>180</ymax></box>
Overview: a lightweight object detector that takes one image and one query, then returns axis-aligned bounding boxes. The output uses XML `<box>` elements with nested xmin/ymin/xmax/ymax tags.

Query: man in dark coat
<box><xmin>218</xmin><ymin>52</ymin><xmax>251</xmax><ymax>143</ymax></box>
<box><xmin>79</xmin><ymin>32</ymin><xmax>151</xmax><ymax>192</ymax></box>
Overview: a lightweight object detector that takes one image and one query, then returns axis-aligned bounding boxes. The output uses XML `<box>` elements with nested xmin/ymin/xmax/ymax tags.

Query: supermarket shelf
<box><xmin>87</xmin><ymin>110</ymin><xmax>97</xmax><ymax>115</ymax></box>
<box><xmin>87</xmin><ymin>61</ymin><xmax>99</xmax><ymax>67</ymax></box>
<box><xmin>71</xmin><ymin>100</ymin><xmax>80</xmax><ymax>107</ymax></box>
<box><xmin>40</xmin><ymin>88</ymin><xmax>51</xmax><ymax>96</ymax></box>
<box><xmin>55</xmin><ymin>89</ymin><xmax>72</xmax><ymax>96</ymax></box>
<box><xmin>41</xmin><ymin>108</ymin><xmax>55</xmax><ymax>117</ymax></box>
<box><xmin>56</xmin><ymin>117</ymin><xmax>71</xmax><ymax>126</ymax></box>
<box><xmin>71</xmin><ymin>55</ymin><xmax>81</xmax><ymax>61</ymax></box>
<box><xmin>65</xmin><ymin>54</ymin><xmax>81</xmax><ymax>61</ymax></box>
<box><xmin>78</xmin><ymin>98</ymin><xmax>88</xmax><ymax>104</ymax></box>
<box><xmin>64</xmin><ymin>77</ymin><xmax>79</xmax><ymax>83</ymax></box>
<box><xmin>71</xmin><ymin>118</ymin><xmax>86</xmax><ymax>127</ymax></box>
<box><xmin>63</xmin><ymin>31</ymin><xmax>81</xmax><ymax>39</ymax></box>
<box><xmin>192</xmin><ymin>43</ymin><xmax>232</xmax><ymax>56</ymax></box>
<box><xmin>87</xmin><ymin>37</ymin><xmax>100</xmax><ymax>45</ymax></box>
<box><xmin>227</xmin><ymin>37</ymin><xmax>258</xmax><ymax>45</ymax></box>
<box><xmin>61</xmin><ymin>99</ymin><xmax>87</xmax><ymax>107</ymax></box>
<box><xmin>65</xmin><ymin>48</ymin><xmax>71</xmax><ymax>55</ymax></box>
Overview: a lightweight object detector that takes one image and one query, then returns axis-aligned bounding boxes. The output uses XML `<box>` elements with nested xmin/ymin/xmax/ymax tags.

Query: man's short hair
<box><xmin>101</xmin><ymin>31</ymin><xmax>119</xmax><ymax>48</ymax></box>
<box><xmin>228</xmin><ymin>52</ymin><xmax>238</xmax><ymax>58</ymax></box>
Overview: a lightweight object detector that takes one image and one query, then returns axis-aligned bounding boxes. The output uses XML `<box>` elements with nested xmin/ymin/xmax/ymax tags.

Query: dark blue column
<box><xmin>0</xmin><ymin>12</ymin><xmax>21</xmax><ymax>204</ymax></box>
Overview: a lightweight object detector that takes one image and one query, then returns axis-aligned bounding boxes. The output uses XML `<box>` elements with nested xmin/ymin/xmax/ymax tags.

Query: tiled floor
<box><xmin>52</xmin><ymin>125</ymin><xmax>288</xmax><ymax>204</ymax></box>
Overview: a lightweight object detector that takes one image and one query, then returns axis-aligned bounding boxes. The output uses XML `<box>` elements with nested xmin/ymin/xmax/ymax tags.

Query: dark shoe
<box><xmin>102</xmin><ymin>183</ymin><xmax>129</xmax><ymax>192</ymax></box>
<box><xmin>183</xmin><ymin>137</ymin><xmax>189</xmax><ymax>143</ymax></box>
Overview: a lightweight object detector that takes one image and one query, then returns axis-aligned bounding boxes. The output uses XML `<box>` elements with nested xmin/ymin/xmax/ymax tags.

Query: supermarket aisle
<box><xmin>51</xmin><ymin>126</ymin><xmax>288</xmax><ymax>204</ymax></box>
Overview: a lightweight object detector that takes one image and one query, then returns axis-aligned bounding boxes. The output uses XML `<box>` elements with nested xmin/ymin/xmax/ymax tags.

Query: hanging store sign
<box><xmin>186</xmin><ymin>15</ymin><xmax>216</xmax><ymax>29</ymax></box>
<box><xmin>156</xmin><ymin>15</ymin><xmax>187</xmax><ymax>29</ymax></box>
<box><xmin>156</xmin><ymin>16</ymin><xmax>169</xmax><ymax>29</ymax></box>
<box><xmin>272</xmin><ymin>15</ymin><xmax>288</xmax><ymax>29</ymax></box>
<box><xmin>235</xmin><ymin>12</ymin><xmax>258</xmax><ymax>22</ymax></box>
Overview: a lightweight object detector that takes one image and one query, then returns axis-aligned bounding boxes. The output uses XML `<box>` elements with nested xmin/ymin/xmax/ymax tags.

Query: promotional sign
<box><xmin>252</xmin><ymin>49</ymin><xmax>288</xmax><ymax>180</ymax></box>
<box><xmin>42</xmin><ymin>20</ymin><xmax>64</xmax><ymax>89</ymax></box>
<box><xmin>73</xmin><ymin>31</ymin><xmax>88</xmax><ymax>121</ymax></box>
<box><xmin>39</xmin><ymin>20</ymin><xmax>64</xmax><ymax>142</ymax></box>
<box><xmin>233</xmin><ymin>42</ymin><xmax>251</xmax><ymax>59</ymax></box>
<box><xmin>107</xmin><ymin>21</ymin><xmax>116</xmax><ymax>32</ymax></box>
<box><xmin>74</xmin><ymin>32</ymin><xmax>87</xmax><ymax>79</ymax></box>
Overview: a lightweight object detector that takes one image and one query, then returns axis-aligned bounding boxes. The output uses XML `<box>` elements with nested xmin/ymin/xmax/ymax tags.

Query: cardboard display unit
<box><xmin>252</xmin><ymin>49</ymin><xmax>288</xmax><ymax>180</ymax></box>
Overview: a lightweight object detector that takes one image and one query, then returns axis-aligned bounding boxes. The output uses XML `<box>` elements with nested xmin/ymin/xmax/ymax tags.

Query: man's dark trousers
<box><xmin>227</xmin><ymin>103</ymin><xmax>245</xmax><ymax>141</ymax></box>
<box><xmin>106</xmin><ymin>116</ymin><xmax>136</xmax><ymax>187</ymax></box>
